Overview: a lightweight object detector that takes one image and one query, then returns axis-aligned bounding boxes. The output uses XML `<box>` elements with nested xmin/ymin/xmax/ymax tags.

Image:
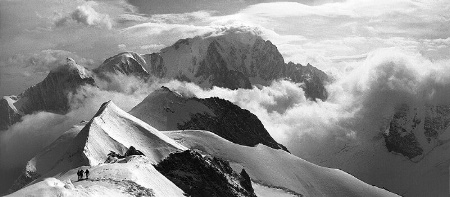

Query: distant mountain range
<box><xmin>0</xmin><ymin>32</ymin><xmax>328</xmax><ymax>131</ymax></box>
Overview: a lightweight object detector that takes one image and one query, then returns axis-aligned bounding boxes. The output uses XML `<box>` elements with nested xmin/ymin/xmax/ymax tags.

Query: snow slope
<box><xmin>129</xmin><ymin>86</ymin><xmax>214</xmax><ymax>131</ymax></box>
<box><xmin>130</xmin><ymin>86</ymin><xmax>288</xmax><ymax>151</ymax></box>
<box><xmin>304</xmin><ymin>103</ymin><xmax>450</xmax><ymax>197</ymax></box>
<box><xmin>10</xmin><ymin>101</ymin><xmax>186</xmax><ymax>192</ymax></box>
<box><xmin>165</xmin><ymin>130</ymin><xmax>400</xmax><ymax>197</ymax></box>
<box><xmin>7</xmin><ymin>156</ymin><xmax>185</xmax><ymax>197</ymax></box>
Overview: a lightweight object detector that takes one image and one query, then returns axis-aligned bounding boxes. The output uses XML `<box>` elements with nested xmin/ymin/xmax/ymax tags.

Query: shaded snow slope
<box><xmin>130</xmin><ymin>86</ymin><xmax>288</xmax><ymax>151</ymax></box>
<box><xmin>166</xmin><ymin>130</ymin><xmax>399</xmax><ymax>197</ymax></box>
<box><xmin>94</xmin><ymin>52</ymin><xmax>150</xmax><ymax>79</ymax></box>
<box><xmin>10</xmin><ymin>101</ymin><xmax>186</xmax><ymax>192</ymax></box>
<box><xmin>7</xmin><ymin>156</ymin><xmax>185</xmax><ymax>197</ymax></box>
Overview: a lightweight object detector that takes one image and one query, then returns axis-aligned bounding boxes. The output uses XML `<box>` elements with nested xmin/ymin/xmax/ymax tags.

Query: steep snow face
<box><xmin>10</xmin><ymin>101</ymin><xmax>186</xmax><ymax>192</ymax></box>
<box><xmin>0</xmin><ymin>59</ymin><xmax>95</xmax><ymax>130</ymax></box>
<box><xmin>9</xmin><ymin>123</ymin><xmax>87</xmax><ymax>192</ymax></box>
<box><xmin>130</xmin><ymin>87</ymin><xmax>288</xmax><ymax>151</ymax></box>
<box><xmin>94</xmin><ymin>52</ymin><xmax>150</xmax><ymax>78</ymax></box>
<box><xmin>8</xmin><ymin>156</ymin><xmax>185</xmax><ymax>197</ymax></box>
<box><xmin>166</xmin><ymin>130</ymin><xmax>399</xmax><ymax>197</ymax></box>
<box><xmin>95</xmin><ymin>30</ymin><xmax>326</xmax><ymax>100</ymax></box>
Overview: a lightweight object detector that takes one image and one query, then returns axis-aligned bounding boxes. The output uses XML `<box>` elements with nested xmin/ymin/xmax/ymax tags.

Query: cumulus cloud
<box><xmin>56</xmin><ymin>2</ymin><xmax>113</xmax><ymax>29</ymax></box>
<box><xmin>0</xmin><ymin>72</ymin><xmax>169</xmax><ymax>172</ymax></box>
<box><xmin>0</xmin><ymin>76</ymin><xmax>156</xmax><ymax>192</ymax></box>
<box><xmin>156</xmin><ymin>48</ymin><xmax>450</xmax><ymax>161</ymax></box>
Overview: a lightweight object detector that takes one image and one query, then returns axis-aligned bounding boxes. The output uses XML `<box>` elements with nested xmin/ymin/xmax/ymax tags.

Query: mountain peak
<box><xmin>48</xmin><ymin>57</ymin><xmax>92</xmax><ymax>79</ymax></box>
<box><xmin>94</xmin><ymin>52</ymin><xmax>149</xmax><ymax>78</ymax></box>
<box><xmin>142</xmin><ymin>31</ymin><xmax>328</xmax><ymax>100</ymax></box>
<box><xmin>130</xmin><ymin>87</ymin><xmax>289</xmax><ymax>152</ymax></box>
<box><xmin>92</xmin><ymin>100</ymin><xmax>114</xmax><ymax>118</ymax></box>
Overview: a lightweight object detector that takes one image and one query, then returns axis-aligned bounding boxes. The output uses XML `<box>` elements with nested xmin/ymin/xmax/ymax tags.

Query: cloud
<box><xmin>148</xmin><ymin>11</ymin><xmax>215</xmax><ymax>24</ymax></box>
<box><xmin>3</xmin><ymin>50</ymin><xmax>95</xmax><ymax>73</ymax></box>
<box><xmin>0</xmin><ymin>50</ymin><xmax>96</xmax><ymax>96</ymax></box>
<box><xmin>55</xmin><ymin>2</ymin><xmax>113</xmax><ymax>29</ymax></box>
<box><xmin>241</xmin><ymin>0</ymin><xmax>420</xmax><ymax>18</ymax></box>
<box><xmin>0</xmin><ymin>72</ymin><xmax>169</xmax><ymax>171</ymax></box>
<box><xmin>159</xmin><ymin>48</ymin><xmax>450</xmax><ymax>161</ymax></box>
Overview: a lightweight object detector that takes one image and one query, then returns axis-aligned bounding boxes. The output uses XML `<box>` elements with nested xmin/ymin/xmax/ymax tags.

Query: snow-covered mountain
<box><xmin>98</xmin><ymin>30</ymin><xmax>329</xmax><ymax>100</ymax></box>
<box><xmin>129</xmin><ymin>86</ymin><xmax>288</xmax><ymax>151</ymax></box>
<box><xmin>0</xmin><ymin>58</ymin><xmax>95</xmax><ymax>130</ymax></box>
<box><xmin>301</xmin><ymin>102</ymin><xmax>450</xmax><ymax>197</ymax></box>
<box><xmin>165</xmin><ymin>130</ymin><xmax>398</xmax><ymax>197</ymax></box>
<box><xmin>0</xmin><ymin>31</ymin><xmax>328</xmax><ymax>131</ymax></box>
<box><xmin>94</xmin><ymin>52</ymin><xmax>150</xmax><ymax>79</ymax></box>
<box><xmin>7</xmin><ymin>101</ymin><xmax>398</xmax><ymax>197</ymax></box>
<box><xmin>9</xmin><ymin>101</ymin><xmax>186</xmax><ymax>193</ymax></box>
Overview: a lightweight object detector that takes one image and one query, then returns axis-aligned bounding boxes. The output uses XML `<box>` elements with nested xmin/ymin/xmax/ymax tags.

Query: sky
<box><xmin>0</xmin><ymin>0</ymin><xmax>449</xmax><ymax>96</ymax></box>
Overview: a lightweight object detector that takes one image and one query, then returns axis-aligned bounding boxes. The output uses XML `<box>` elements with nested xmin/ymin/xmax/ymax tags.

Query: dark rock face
<box><xmin>124</xmin><ymin>146</ymin><xmax>145</xmax><ymax>157</ymax></box>
<box><xmin>0</xmin><ymin>97</ymin><xmax>22</xmax><ymax>130</ymax></box>
<box><xmin>142</xmin><ymin>53</ymin><xmax>166</xmax><ymax>78</ymax></box>
<box><xmin>17</xmin><ymin>67</ymin><xmax>95</xmax><ymax>115</ymax></box>
<box><xmin>384</xmin><ymin>104</ymin><xmax>423</xmax><ymax>159</ymax></box>
<box><xmin>284</xmin><ymin>62</ymin><xmax>329</xmax><ymax>101</ymax></box>
<box><xmin>178</xmin><ymin>97</ymin><xmax>289</xmax><ymax>152</ymax></box>
<box><xmin>155</xmin><ymin>150</ymin><xmax>257</xmax><ymax>197</ymax></box>
<box><xmin>195</xmin><ymin>40</ymin><xmax>252</xmax><ymax>90</ymax></box>
<box><xmin>423</xmin><ymin>105</ymin><xmax>450</xmax><ymax>142</ymax></box>
<box><xmin>250</xmin><ymin>39</ymin><xmax>286</xmax><ymax>81</ymax></box>
<box><xmin>383</xmin><ymin>103</ymin><xmax>450</xmax><ymax>160</ymax></box>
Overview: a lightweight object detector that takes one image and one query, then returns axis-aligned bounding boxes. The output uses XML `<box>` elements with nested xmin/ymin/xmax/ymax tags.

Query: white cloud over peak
<box><xmin>56</xmin><ymin>2</ymin><xmax>113</xmax><ymax>29</ymax></box>
<box><xmin>242</xmin><ymin>0</ymin><xmax>420</xmax><ymax>18</ymax></box>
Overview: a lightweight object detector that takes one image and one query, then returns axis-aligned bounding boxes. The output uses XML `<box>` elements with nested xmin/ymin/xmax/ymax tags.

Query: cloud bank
<box><xmin>161</xmin><ymin>48</ymin><xmax>450</xmax><ymax>160</ymax></box>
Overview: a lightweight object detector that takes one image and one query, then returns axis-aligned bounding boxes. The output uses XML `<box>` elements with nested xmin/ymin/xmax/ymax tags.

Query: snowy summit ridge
<box><xmin>98</xmin><ymin>29</ymin><xmax>329</xmax><ymax>100</ymax></box>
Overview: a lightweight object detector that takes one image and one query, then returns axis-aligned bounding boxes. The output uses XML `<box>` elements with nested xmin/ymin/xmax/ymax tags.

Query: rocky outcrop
<box><xmin>384</xmin><ymin>103</ymin><xmax>450</xmax><ymax>160</ymax></box>
<box><xmin>195</xmin><ymin>40</ymin><xmax>252</xmax><ymax>90</ymax></box>
<box><xmin>0</xmin><ymin>96</ymin><xmax>22</xmax><ymax>130</ymax></box>
<box><xmin>154</xmin><ymin>150</ymin><xmax>257</xmax><ymax>197</ymax></box>
<box><xmin>178</xmin><ymin>97</ymin><xmax>289</xmax><ymax>152</ymax></box>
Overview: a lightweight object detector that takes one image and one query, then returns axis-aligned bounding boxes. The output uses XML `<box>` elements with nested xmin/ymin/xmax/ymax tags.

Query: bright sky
<box><xmin>0</xmin><ymin>0</ymin><xmax>449</xmax><ymax>96</ymax></box>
